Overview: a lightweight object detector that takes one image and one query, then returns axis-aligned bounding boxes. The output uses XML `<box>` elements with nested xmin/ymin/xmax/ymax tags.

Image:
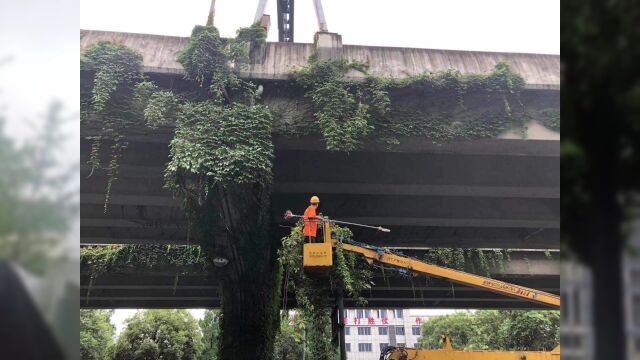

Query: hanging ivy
<box><xmin>80</xmin><ymin>27</ymin><xmax>557</xmax><ymax>360</ymax></box>
<box><xmin>80</xmin><ymin>41</ymin><xmax>145</xmax><ymax>212</ymax></box>
<box><xmin>423</xmin><ymin>248</ymin><xmax>513</xmax><ymax>276</ymax></box>
<box><xmin>295</xmin><ymin>60</ymin><xmax>390</xmax><ymax>151</ymax></box>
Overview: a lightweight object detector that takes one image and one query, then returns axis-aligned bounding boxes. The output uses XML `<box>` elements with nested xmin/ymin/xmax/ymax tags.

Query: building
<box><xmin>344</xmin><ymin>308</ymin><xmax>429</xmax><ymax>360</ymax></box>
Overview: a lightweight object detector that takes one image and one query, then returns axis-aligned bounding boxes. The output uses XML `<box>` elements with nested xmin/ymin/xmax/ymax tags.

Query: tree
<box><xmin>273</xmin><ymin>317</ymin><xmax>304</xmax><ymax>360</ymax></box>
<box><xmin>561</xmin><ymin>0</ymin><xmax>640</xmax><ymax>358</ymax></box>
<box><xmin>113</xmin><ymin>310</ymin><xmax>203</xmax><ymax>360</ymax></box>
<box><xmin>80</xmin><ymin>310</ymin><xmax>115</xmax><ymax>360</ymax></box>
<box><xmin>199</xmin><ymin>310</ymin><xmax>221</xmax><ymax>360</ymax></box>
<box><xmin>418</xmin><ymin>312</ymin><xmax>476</xmax><ymax>349</ymax></box>
<box><xmin>418</xmin><ymin>310</ymin><xmax>559</xmax><ymax>351</ymax></box>
<box><xmin>0</xmin><ymin>102</ymin><xmax>76</xmax><ymax>274</ymax></box>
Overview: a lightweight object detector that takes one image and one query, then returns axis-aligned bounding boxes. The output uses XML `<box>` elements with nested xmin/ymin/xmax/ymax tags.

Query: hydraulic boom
<box><xmin>285</xmin><ymin>211</ymin><xmax>560</xmax><ymax>309</ymax></box>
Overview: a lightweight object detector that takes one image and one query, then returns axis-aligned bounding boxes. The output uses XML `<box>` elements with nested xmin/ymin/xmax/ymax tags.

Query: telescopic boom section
<box><xmin>337</xmin><ymin>240</ymin><xmax>560</xmax><ymax>309</ymax></box>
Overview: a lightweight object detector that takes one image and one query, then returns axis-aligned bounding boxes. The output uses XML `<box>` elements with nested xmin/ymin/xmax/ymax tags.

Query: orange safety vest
<box><xmin>303</xmin><ymin>205</ymin><xmax>318</xmax><ymax>237</ymax></box>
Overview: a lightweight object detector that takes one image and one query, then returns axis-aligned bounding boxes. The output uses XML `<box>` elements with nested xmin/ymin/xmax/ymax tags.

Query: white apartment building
<box><xmin>343</xmin><ymin>309</ymin><xmax>429</xmax><ymax>360</ymax></box>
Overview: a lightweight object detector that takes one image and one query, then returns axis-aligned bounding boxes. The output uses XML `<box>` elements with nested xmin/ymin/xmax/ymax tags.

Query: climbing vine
<box><xmin>292</xmin><ymin>59</ymin><xmax>557</xmax><ymax>148</ymax></box>
<box><xmin>278</xmin><ymin>222</ymin><xmax>372</xmax><ymax>360</ymax></box>
<box><xmin>80</xmin><ymin>244</ymin><xmax>209</xmax><ymax>280</ymax></box>
<box><xmin>423</xmin><ymin>248</ymin><xmax>512</xmax><ymax>276</ymax></box>
<box><xmin>295</xmin><ymin>60</ymin><xmax>389</xmax><ymax>151</ymax></box>
<box><xmin>80</xmin><ymin>41</ymin><xmax>144</xmax><ymax>212</ymax></box>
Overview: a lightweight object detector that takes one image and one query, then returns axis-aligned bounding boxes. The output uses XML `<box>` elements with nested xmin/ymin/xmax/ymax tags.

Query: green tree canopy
<box><xmin>80</xmin><ymin>310</ymin><xmax>115</xmax><ymax>360</ymax></box>
<box><xmin>273</xmin><ymin>317</ymin><xmax>304</xmax><ymax>360</ymax></box>
<box><xmin>199</xmin><ymin>310</ymin><xmax>221</xmax><ymax>360</ymax></box>
<box><xmin>113</xmin><ymin>310</ymin><xmax>203</xmax><ymax>360</ymax></box>
<box><xmin>0</xmin><ymin>101</ymin><xmax>76</xmax><ymax>274</ymax></box>
<box><xmin>419</xmin><ymin>310</ymin><xmax>559</xmax><ymax>351</ymax></box>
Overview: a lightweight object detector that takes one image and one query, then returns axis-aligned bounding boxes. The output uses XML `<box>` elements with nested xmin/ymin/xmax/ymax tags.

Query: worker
<box><xmin>303</xmin><ymin>196</ymin><xmax>321</xmax><ymax>242</ymax></box>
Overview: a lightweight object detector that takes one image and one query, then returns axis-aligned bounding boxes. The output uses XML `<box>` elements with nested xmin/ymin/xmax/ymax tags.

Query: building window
<box><xmin>379</xmin><ymin>343</ymin><xmax>389</xmax><ymax>352</ymax></box>
<box><xmin>346</xmin><ymin>343</ymin><xmax>351</xmax><ymax>352</ymax></box>
<box><xmin>396</xmin><ymin>327</ymin><xmax>405</xmax><ymax>335</ymax></box>
<box><xmin>412</xmin><ymin>326</ymin><xmax>421</xmax><ymax>336</ymax></box>
<box><xmin>345</xmin><ymin>327</ymin><xmax>350</xmax><ymax>335</ymax></box>
<box><xmin>358</xmin><ymin>327</ymin><xmax>371</xmax><ymax>335</ymax></box>
<box><xmin>397</xmin><ymin>343</ymin><xmax>406</xmax><ymax>348</ymax></box>
<box><xmin>357</xmin><ymin>309</ymin><xmax>364</xmax><ymax>318</ymax></box>
<box><xmin>380</xmin><ymin>309</ymin><xmax>388</xmax><ymax>318</ymax></box>
<box><xmin>396</xmin><ymin>309</ymin><xmax>404</xmax><ymax>318</ymax></box>
<box><xmin>358</xmin><ymin>343</ymin><xmax>372</xmax><ymax>352</ymax></box>
<box><xmin>364</xmin><ymin>309</ymin><xmax>371</xmax><ymax>318</ymax></box>
<box><xmin>378</xmin><ymin>326</ymin><xmax>388</xmax><ymax>335</ymax></box>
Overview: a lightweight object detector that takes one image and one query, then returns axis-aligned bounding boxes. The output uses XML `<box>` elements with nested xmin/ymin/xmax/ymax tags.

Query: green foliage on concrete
<box><xmin>81</xmin><ymin>41</ymin><xmax>145</xmax><ymax>212</ymax></box>
<box><xmin>424</xmin><ymin>248</ymin><xmax>512</xmax><ymax>276</ymax></box>
<box><xmin>113</xmin><ymin>310</ymin><xmax>202</xmax><ymax>360</ymax></box>
<box><xmin>80</xmin><ymin>310</ymin><xmax>115</xmax><ymax>360</ymax></box>
<box><xmin>293</xmin><ymin>59</ymin><xmax>557</xmax><ymax>148</ymax></box>
<box><xmin>236</xmin><ymin>23</ymin><xmax>268</xmax><ymax>45</ymax></box>
<box><xmin>278</xmin><ymin>222</ymin><xmax>372</xmax><ymax>360</ymax></box>
<box><xmin>418</xmin><ymin>310</ymin><xmax>559</xmax><ymax>351</ymax></box>
<box><xmin>80</xmin><ymin>245</ymin><xmax>209</xmax><ymax>279</ymax></box>
<box><xmin>295</xmin><ymin>60</ymin><xmax>389</xmax><ymax>151</ymax></box>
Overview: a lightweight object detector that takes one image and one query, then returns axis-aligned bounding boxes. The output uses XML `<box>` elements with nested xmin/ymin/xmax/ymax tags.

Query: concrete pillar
<box><xmin>314</xmin><ymin>32</ymin><xmax>343</xmax><ymax>61</ymax></box>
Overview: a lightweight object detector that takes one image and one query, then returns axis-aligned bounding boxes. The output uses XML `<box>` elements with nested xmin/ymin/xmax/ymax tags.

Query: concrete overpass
<box><xmin>80</xmin><ymin>30</ymin><xmax>559</xmax><ymax>309</ymax></box>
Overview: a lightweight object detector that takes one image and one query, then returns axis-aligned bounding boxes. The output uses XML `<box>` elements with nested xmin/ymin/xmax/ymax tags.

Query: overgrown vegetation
<box><xmin>418</xmin><ymin>310</ymin><xmax>560</xmax><ymax>351</ymax></box>
<box><xmin>295</xmin><ymin>60</ymin><xmax>389</xmax><ymax>151</ymax></box>
<box><xmin>424</xmin><ymin>248</ymin><xmax>512</xmax><ymax>276</ymax></box>
<box><xmin>81</xmin><ymin>42</ymin><xmax>144</xmax><ymax>211</ymax></box>
<box><xmin>292</xmin><ymin>59</ymin><xmax>557</xmax><ymax>148</ymax></box>
<box><xmin>278</xmin><ymin>222</ymin><xmax>372</xmax><ymax>360</ymax></box>
<box><xmin>80</xmin><ymin>24</ymin><xmax>558</xmax><ymax>360</ymax></box>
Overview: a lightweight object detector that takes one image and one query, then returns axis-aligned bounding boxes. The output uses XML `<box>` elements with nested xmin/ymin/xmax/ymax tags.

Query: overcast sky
<box><xmin>81</xmin><ymin>0</ymin><xmax>559</xmax><ymax>54</ymax></box>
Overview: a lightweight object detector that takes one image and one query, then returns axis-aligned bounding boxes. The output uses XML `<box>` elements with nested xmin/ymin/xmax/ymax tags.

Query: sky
<box><xmin>80</xmin><ymin>0</ymin><xmax>559</xmax><ymax>54</ymax></box>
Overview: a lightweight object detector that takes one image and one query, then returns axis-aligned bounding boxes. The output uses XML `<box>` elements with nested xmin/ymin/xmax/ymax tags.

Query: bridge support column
<box><xmin>314</xmin><ymin>32</ymin><xmax>343</xmax><ymax>61</ymax></box>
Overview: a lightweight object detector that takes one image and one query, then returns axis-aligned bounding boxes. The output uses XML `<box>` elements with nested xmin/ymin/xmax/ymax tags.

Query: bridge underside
<box><xmin>81</xmin><ymin>136</ymin><xmax>559</xmax><ymax>249</ymax></box>
<box><xmin>80</xmin><ymin>133</ymin><xmax>559</xmax><ymax>309</ymax></box>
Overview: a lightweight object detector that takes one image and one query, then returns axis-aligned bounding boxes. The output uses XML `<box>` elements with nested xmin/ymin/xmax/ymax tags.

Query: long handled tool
<box><xmin>283</xmin><ymin>210</ymin><xmax>391</xmax><ymax>232</ymax></box>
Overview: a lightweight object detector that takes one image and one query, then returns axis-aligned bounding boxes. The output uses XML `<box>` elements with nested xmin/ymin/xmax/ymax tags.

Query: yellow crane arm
<box><xmin>335</xmin><ymin>240</ymin><xmax>560</xmax><ymax>309</ymax></box>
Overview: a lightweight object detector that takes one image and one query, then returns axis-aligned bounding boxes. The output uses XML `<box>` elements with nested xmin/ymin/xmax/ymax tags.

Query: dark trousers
<box><xmin>306</xmin><ymin>236</ymin><xmax>317</xmax><ymax>243</ymax></box>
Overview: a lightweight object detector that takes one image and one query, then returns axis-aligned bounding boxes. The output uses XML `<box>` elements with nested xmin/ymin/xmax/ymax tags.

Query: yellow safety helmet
<box><xmin>310</xmin><ymin>195</ymin><xmax>320</xmax><ymax>204</ymax></box>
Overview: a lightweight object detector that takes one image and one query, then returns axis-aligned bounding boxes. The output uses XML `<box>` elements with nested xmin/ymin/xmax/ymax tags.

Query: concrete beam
<box><xmin>80</xmin><ymin>30</ymin><xmax>560</xmax><ymax>89</ymax></box>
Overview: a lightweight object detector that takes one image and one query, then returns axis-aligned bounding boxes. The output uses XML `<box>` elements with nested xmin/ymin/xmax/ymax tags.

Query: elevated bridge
<box><xmin>80</xmin><ymin>30</ymin><xmax>559</xmax><ymax>309</ymax></box>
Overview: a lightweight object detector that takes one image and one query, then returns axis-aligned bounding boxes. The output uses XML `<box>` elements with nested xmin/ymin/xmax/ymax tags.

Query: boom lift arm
<box><xmin>285</xmin><ymin>211</ymin><xmax>560</xmax><ymax>309</ymax></box>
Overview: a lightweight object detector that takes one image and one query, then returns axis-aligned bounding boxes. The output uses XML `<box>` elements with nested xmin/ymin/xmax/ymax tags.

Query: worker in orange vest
<box><xmin>303</xmin><ymin>196</ymin><xmax>321</xmax><ymax>242</ymax></box>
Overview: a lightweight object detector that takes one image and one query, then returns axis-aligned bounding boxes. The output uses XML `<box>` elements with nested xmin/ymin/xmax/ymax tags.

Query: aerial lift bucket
<box><xmin>303</xmin><ymin>221</ymin><xmax>333</xmax><ymax>272</ymax></box>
